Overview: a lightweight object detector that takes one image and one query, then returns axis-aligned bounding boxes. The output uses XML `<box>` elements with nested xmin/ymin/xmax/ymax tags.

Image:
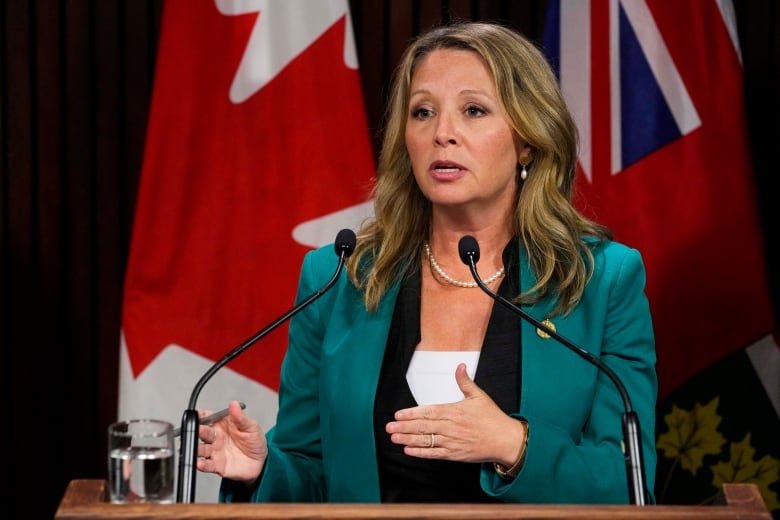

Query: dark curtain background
<box><xmin>1</xmin><ymin>1</ymin><xmax>777</xmax><ymax>517</ymax></box>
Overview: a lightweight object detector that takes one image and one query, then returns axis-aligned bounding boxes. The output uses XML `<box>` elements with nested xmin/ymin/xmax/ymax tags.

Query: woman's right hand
<box><xmin>196</xmin><ymin>399</ymin><xmax>268</xmax><ymax>486</ymax></box>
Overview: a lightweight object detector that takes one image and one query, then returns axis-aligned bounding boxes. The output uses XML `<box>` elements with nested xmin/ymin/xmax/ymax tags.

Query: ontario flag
<box><xmin>544</xmin><ymin>0</ymin><xmax>779</xmax><ymax>513</ymax></box>
<box><xmin>118</xmin><ymin>0</ymin><xmax>375</xmax><ymax>500</ymax></box>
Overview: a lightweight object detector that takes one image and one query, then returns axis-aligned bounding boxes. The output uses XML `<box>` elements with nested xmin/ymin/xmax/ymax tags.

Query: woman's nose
<box><xmin>434</xmin><ymin>114</ymin><xmax>458</xmax><ymax>146</ymax></box>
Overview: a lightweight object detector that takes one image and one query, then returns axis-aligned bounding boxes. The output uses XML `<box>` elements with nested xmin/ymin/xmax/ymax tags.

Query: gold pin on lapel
<box><xmin>536</xmin><ymin>319</ymin><xmax>556</xmax><ymax>339</ymax></box>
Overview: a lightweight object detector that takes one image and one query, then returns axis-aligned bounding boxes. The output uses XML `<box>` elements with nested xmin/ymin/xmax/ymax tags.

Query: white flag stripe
<box><xmin>619</xmin><ymin>0</ymin><xmax>700</xmax><ymax>142</ymax></box>
<box><xmin>746</xmin><ymin>334</ymin><xmax>780</xmax><ymax>419</ymax></box>
<box><xmin>559</xmin><ymin>0</ymin><xmax>592</xmax><ymax>182</ymax></box>
<box><xmin>609</xmin><ymin>0</ymin><xmax>621</xmax><ymax>175</ymax></box>
<box><xmin>715</xmin><ymin>0</ymin><xmax>742</xmax><ymax>65</ymax></box>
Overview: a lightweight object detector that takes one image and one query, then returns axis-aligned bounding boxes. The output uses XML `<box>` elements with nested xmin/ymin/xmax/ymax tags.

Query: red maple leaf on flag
<box><xmin>118</xmin><ymin>3</ymin><xmax>375</xmax><ymax>484</ymax></box>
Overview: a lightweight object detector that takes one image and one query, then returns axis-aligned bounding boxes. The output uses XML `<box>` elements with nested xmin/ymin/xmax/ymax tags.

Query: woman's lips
<box><xmin>429</xmin><ymin>161</ymin><xmax>467</xmax><ymax>181</ymax></box>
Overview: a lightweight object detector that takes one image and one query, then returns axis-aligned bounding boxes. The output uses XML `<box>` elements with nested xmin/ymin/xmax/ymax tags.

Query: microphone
<box><xmin>457</xmin><ymin>236</ymin><xmax>649</xmax><ymax>506</ymax></box>
<box><xmin>176</xmin><ymin>228</ymin><xmax>357</xmax><ymax>503</ymax></box>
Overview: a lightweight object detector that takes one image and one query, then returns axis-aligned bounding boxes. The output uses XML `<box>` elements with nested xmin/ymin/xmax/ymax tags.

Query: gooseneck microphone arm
<box><xmin>457</xmin><ymin>235</ymin><xmax>648</xmax><ymax>506</ymax></box>
<box><xmin>176</xmin><ymin>229</ymin><xmax>357</xmax><ymax>503</ymax></box>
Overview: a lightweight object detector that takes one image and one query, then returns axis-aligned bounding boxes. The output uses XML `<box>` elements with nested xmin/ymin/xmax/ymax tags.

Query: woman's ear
<box><xmin>517</xmin><ymin>142</ymin><xmax>533</xmax><ymax>164</ymax></box>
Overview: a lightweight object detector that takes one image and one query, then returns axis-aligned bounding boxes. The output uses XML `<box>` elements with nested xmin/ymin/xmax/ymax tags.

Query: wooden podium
<box><xmin>55</xmin><ymin>479</ymin><xmax>772</xmax><ymax>519</ymax></box>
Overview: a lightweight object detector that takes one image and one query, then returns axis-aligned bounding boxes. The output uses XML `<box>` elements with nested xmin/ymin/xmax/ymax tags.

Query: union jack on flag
<box><xmin>544</xmin><ymin>2</ymin><xmax>779</xmax><ymax>511</ymax></box>
<box><xmin>543</xmin><ymin>0</ymin><xmax>775</xmax><ymax>401</ymax></box>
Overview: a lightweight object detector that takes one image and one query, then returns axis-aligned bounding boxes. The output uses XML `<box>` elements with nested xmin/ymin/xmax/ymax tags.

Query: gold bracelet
<box><xmin>494</xmin><ymin>419</ymin><xmax>529</xmax><ymax>480</ymax></box>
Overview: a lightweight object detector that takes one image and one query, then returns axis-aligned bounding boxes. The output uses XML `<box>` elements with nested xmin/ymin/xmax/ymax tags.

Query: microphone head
<box><xmin>334</xmin><ymin>228</ymin><xmax>357</xmax><ymax>257</ymax></box>
<box><xmin>458</xmin><ymin>235</ymin><xmax>480</xmax><ymax>264</ymax></box>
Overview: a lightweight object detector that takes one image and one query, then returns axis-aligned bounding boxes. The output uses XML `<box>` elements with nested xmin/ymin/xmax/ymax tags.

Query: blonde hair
<box><xmin>346</xmin><ymin>21</ymin><xmax>611</xmax><ymax>316</ymax></box>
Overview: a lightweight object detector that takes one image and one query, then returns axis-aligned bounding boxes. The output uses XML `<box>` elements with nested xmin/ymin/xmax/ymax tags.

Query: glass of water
<box><xmin>108</xmin><ymin>419</ymin><xmax>175</xmax><ymax>504</ymax></box>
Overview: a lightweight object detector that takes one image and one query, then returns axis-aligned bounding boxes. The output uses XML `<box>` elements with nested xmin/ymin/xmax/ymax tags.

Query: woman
<box><xmin>197</xmin><ymin>21</ymin><xmax>657</xmax><ymax>504</ymax></box>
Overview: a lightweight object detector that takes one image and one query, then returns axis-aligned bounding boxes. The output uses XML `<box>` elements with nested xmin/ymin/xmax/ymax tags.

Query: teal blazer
<box><xmin>221</xmin><ymin>239</ymin><xmax>657</xmax><ymax>504</ymax></box>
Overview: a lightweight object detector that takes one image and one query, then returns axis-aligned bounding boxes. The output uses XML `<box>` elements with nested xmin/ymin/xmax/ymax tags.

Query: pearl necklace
<box><xmin>423</xmin><ymin>242</ymin><xmax>505</xmax><ymax>288</ymax></box>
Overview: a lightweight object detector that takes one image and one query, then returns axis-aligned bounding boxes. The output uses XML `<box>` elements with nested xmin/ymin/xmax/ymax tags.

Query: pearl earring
<box><xmin>519</xmin><ymin>157</ymin><xmax>531</xmax><ymax>180</ymax></box>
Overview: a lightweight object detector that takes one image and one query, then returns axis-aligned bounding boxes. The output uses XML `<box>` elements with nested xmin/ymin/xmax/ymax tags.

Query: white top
<box><xmin>405</xmin><ymin>350</ymin><xmax>481</xmax><ymax>405</ymax></box>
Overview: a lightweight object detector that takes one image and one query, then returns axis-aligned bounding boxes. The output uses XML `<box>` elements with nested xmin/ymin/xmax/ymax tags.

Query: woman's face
<box><xmin>405</xmin><ymin>48</ymin><xmax>529</xmax><ymax>216</ymax></box>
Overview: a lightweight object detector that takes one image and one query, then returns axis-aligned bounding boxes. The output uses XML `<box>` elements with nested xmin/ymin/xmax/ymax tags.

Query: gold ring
<box><xmin>430</xmin><ymin>433</ymin><xmax>435</xmax><ymax>448</ymax></box>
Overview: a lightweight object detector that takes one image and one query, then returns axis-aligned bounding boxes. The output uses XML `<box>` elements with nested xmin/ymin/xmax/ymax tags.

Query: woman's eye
<box><xmin>411</xmin><ymin>107</ymin><xmax>433</xmax><ymax>119</ymax></box>
<box><xmin>466</xmin><ymin>105</ymin><xmax>487</xmax><ymax>117</ymax></box>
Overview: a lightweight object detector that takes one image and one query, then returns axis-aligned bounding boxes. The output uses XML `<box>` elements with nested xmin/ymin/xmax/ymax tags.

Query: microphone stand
<box><xmin>176</xmin><ymin>230</ymin><xmax>356</xmax><ymax>503</ymax></box>
<box><xmin>459</xmin><ymin>237</ymin><xmax>648</xmax><ymax>505</ymax></box>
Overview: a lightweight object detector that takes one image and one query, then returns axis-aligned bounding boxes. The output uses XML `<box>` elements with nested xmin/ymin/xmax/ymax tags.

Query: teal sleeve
<box><xmin>482</xmin><ymin>244</ymin><xmax>657</xmax><ymax>504</ymax></box>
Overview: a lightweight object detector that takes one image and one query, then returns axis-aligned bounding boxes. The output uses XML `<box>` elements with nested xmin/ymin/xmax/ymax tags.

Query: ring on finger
<box><xmin>429</xmin><ymin>433</ymin><xmax>435</xmax><ymax>448</ymax></box>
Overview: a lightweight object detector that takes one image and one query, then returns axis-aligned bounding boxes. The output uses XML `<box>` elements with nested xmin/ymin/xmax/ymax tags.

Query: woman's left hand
<box><xmin>386</xmin><ymin>363</ymin><xmax>526</xmax><ymax>466</ymax></box>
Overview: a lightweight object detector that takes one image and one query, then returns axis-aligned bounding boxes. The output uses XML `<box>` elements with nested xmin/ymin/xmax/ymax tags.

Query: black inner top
<box><xmin>373</xmin><ymin>240</ymin><xmax>522</xmax><ymax>502</ymax></box>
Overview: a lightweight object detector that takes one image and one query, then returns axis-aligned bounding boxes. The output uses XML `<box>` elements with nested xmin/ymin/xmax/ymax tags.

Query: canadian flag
<box><xmin>543</xmin><ymin>0</ymin><xmax>777</xmax><ymax>402</ymax></box>
<box><xmin>118</xmin><ymin>0</ymin><xmax>375</xmax><ymax>500</ymax></box>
